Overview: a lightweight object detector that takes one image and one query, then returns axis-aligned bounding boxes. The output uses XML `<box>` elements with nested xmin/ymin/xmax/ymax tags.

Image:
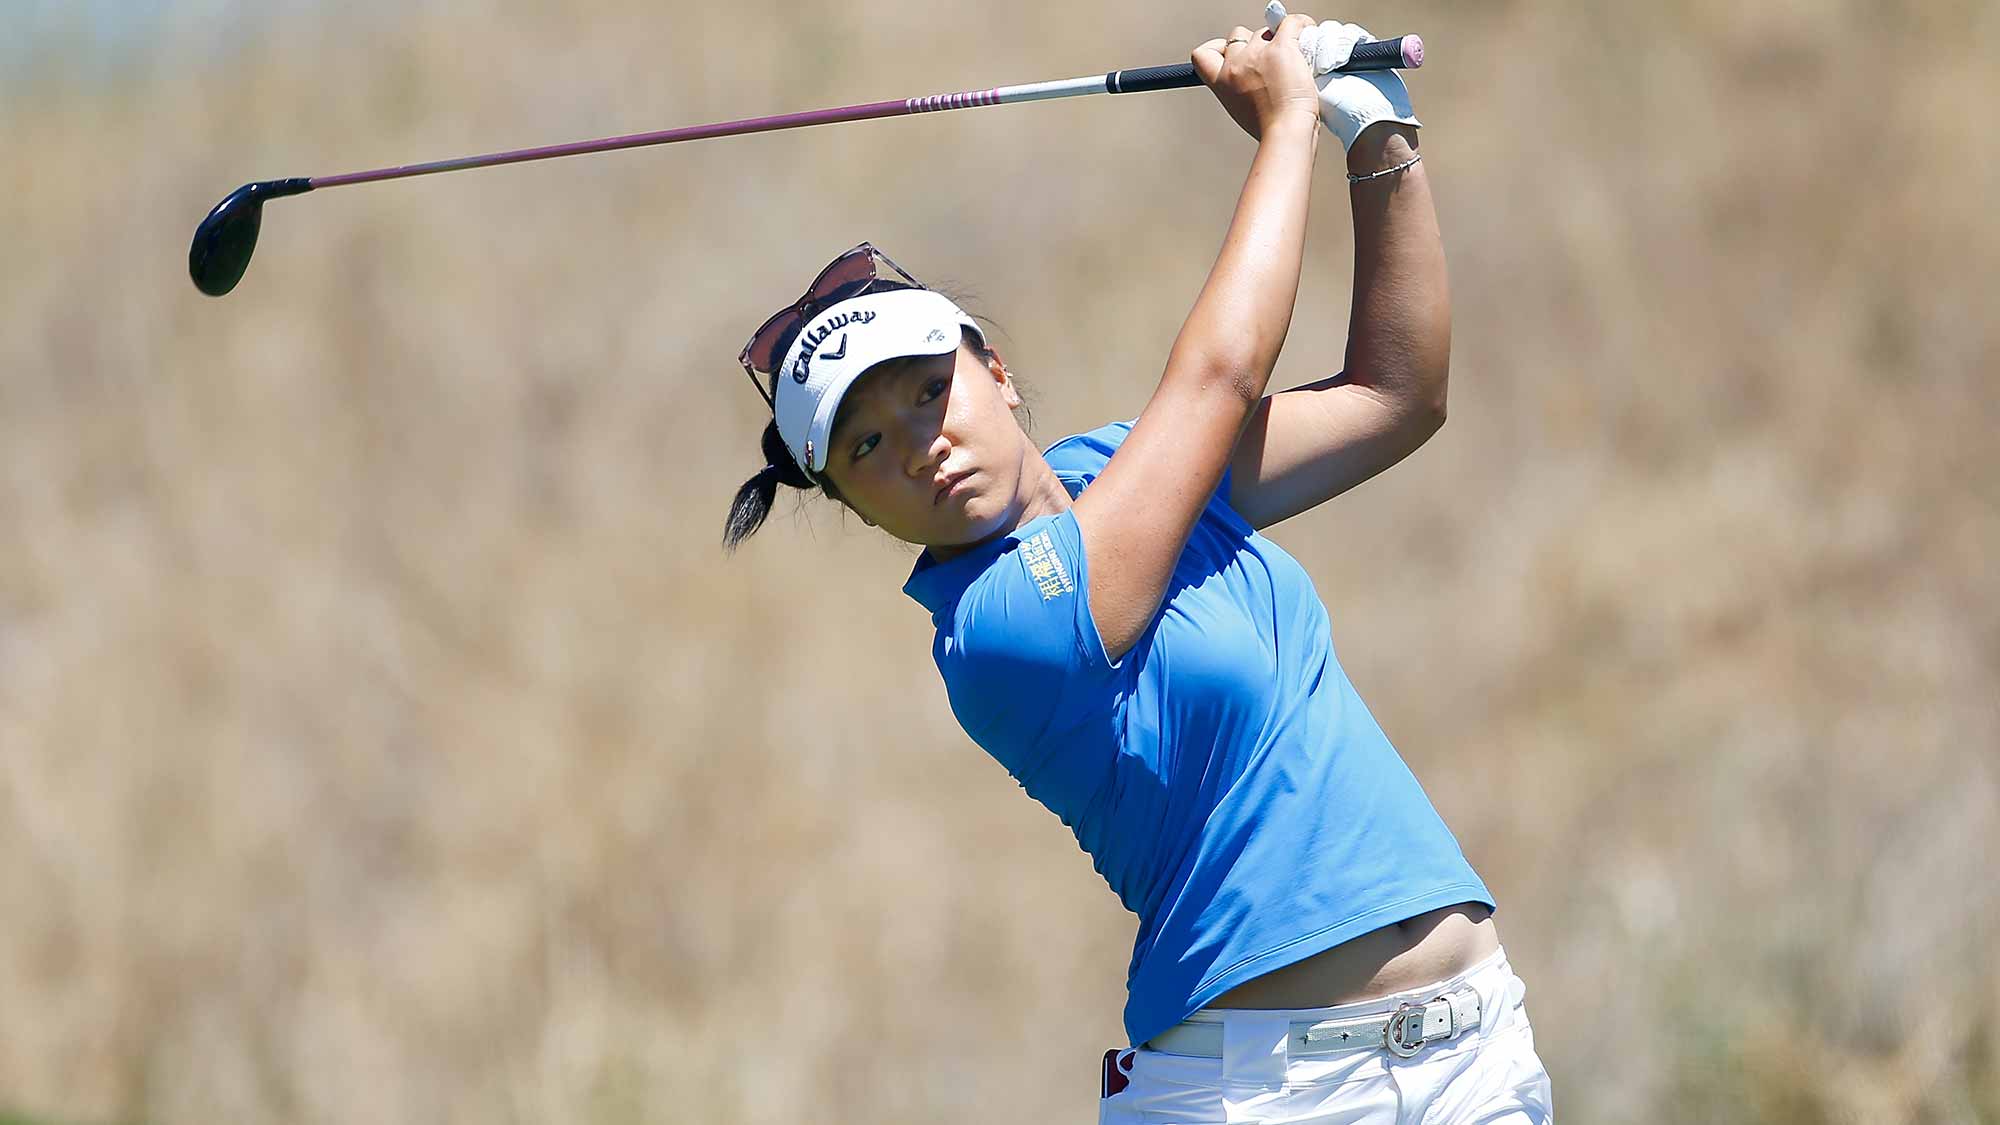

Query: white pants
<box><xmin>1099</xmin><ymin>948</ymin><xmax>1552</xmax><ymax>1124</ymax></box>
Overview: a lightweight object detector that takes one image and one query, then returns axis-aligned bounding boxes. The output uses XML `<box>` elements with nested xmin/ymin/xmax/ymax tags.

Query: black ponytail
<box><xmin>723</xmin><ymin>418</ymin><xmax>818</xmax><ymax>550</ymax></box>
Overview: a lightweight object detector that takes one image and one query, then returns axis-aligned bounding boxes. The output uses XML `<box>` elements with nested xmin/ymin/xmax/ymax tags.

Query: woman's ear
<box><xmin>986</xmin><ymin>346</ymin><xmax>1022</xmax><ymax>409</ymax></box>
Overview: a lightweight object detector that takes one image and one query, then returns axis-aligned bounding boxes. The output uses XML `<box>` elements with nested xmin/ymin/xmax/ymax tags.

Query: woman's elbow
<box><xmin>1410</xmin><ymin>363</ymin><xmax>1449</xmax><ymax>436</ymax></box>
<box><xmin>1406</xmin><ymin>400</ymin><xmax>1446</xmax><ymax>453</ymax></box>
<box><xmin>1428</xmin><ymin>384</ymin><xmax>1449</xmax><ymax>432</ymax></box>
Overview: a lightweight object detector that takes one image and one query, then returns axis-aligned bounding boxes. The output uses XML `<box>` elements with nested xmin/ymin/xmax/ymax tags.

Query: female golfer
<box><xmin>724</xmin><ymin>9</ymin><xmax>1551</xmax><ymax>1122</ymax></box>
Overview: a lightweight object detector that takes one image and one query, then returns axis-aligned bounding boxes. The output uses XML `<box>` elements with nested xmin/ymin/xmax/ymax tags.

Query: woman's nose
<box><xmin>910</xmin><ymin>428</ymin><xmax>951</xmax><ymax>478</ymax></box>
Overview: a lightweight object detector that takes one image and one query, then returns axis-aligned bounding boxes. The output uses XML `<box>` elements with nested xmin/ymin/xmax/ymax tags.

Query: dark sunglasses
<box><xmin>738</xmin><ymin>241</ymin><xmax>925</xmax><ymax>409</ymax></box>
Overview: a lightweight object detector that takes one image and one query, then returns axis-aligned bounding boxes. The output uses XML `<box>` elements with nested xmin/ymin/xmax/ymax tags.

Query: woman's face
<box><xmin>818</xmin><ymin>343</ymin><xmax>1033</xmax><ymax>553</ymax></box>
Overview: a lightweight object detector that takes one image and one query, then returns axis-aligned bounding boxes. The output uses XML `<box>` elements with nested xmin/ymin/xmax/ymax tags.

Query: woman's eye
<box><xmin>918</xmin><ymin>379</ymin><xmax>947</xmax><ymax>404</ymax></box>
<box><xmin>851</xmin><ymin>433</ymin><xmax>880</xmax><ymax>460</ymax></box>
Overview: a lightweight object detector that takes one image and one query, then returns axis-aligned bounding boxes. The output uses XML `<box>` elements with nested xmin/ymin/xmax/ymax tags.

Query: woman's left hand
<box><xmin>1265</xmin><ymin>2</ymin><xmax>1421</xmax><ymax>151</ymax></box>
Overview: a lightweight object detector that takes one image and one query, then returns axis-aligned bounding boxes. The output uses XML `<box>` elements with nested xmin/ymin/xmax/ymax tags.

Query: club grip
<box><xmin>1107</xmin><ymin>63</ymin><xmax>1202</xmax><ymax>94</ymax></box>
<box><xmin>1106</xmin><ymin>34</ymin><xmax>1421</xmax><ymax>94</ymax></box>
<box><xmin>1346</xmin><ymin>35</ymin><xmax>1422</xmax><ymax>71</ymax></box>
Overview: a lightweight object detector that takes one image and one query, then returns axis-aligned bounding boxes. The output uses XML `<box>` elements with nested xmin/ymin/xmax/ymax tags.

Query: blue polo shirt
<box><xmin>902</xmin><ymin>421</ymin><xmax>1493</xmax><ymax>1046</ymax></box>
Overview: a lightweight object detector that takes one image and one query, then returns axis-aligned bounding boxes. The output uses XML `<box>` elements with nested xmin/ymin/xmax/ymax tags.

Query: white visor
<box><xmin>773</xmin><ymin>288</ymin><xmax>985</xmax><ymax>474</ymax></box>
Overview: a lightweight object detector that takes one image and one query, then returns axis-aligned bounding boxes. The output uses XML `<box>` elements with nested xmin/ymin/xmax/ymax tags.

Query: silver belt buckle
<box><xmin>1385</xmin><ymin>1002</ymin><xmax>1429</xmax><ymax>1058</ymax></box>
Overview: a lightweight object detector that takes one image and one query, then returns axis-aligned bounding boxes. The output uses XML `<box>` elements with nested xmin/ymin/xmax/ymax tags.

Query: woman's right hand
<box><xmin>1191</xmin><ymin>13</ymin><xmax>1323</xmax><ymax>142</ymax></box>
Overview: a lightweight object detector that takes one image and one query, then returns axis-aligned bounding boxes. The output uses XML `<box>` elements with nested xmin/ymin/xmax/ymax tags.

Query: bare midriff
<box><xmin>1206</xmin><ymin>902</ymin><xmax>1499</xmax><ymax>1011</ymax></box>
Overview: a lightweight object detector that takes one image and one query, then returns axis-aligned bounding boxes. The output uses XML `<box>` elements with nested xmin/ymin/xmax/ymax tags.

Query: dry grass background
<box><xmin>4</xmin><ymin>0</ymin><xmax>1998</xmax><ymax>1121</ymax></box>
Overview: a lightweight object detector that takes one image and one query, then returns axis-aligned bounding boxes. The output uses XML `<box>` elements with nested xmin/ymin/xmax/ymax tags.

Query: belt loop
<box><xmin>1221</xmin><ymin>1012</ymin><xmax>1290</xmax><ymax>1089</ymax></box>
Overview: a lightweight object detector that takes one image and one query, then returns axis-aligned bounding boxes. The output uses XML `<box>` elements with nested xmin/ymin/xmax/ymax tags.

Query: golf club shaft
<box><xmin>307</xmin><ymin>37</ymin><xmax>1419</xmax><ymax>190</ymax></box>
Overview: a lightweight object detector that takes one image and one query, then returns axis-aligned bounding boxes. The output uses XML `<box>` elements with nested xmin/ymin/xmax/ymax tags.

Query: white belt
<box><xmin>1146</xmin><ymin>987</ymin><xmax>1482</xmax><ymax>1059</ymax></box>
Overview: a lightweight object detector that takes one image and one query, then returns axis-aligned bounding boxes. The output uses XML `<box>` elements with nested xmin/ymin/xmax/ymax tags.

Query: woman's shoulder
<box><xmin>1042</xmin><ymin>419</ymin><xmax>1135</xmax><ymax>477</ymax></box>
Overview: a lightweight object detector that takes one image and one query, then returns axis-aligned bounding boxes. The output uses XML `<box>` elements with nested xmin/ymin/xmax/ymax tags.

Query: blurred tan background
<box><xmin>4</xmin><ymin>0</ymin><xmax>1997</xmax><ymax>1121</ymax></box>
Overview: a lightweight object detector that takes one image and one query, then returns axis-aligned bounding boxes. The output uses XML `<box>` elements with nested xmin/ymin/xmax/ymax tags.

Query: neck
<box><xmin>926</xmin><ymin>452</ymin><xmax>1071</xmax><ymax>563</ymax></box>
<box><xmin>1012</xmin><ymin>453</ymin><xmax>1075</xmax><ymax>527</ymax></box>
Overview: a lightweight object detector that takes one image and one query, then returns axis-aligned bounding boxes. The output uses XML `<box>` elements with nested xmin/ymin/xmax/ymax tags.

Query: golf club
<box><xmin>189</xmin><ymin>36</ymin><xmax>1422</xmax><ymax>297</ymax></box>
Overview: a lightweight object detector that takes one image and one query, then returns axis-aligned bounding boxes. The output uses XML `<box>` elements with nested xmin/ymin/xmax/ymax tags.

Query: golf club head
<box><xmin>188</xmin><ymin>178</ymin><xmax>312</xmax><ymax>297</ymax></box>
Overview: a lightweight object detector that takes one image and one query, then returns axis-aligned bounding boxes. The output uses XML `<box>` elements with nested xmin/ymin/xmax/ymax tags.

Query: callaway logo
<box><xmin>790</xmin><ymin>310</ymin><xmax>876</xmax><ymax>383</ymax></box>
<box><xmin>819</xmin><ymin>333</ymin><xmax>848</xmax><ymax>361</ymax></box>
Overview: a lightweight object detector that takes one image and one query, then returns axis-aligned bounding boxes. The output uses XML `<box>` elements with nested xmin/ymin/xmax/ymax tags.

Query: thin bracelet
<box><xmin>1347</xmin><ymin>152</ymin><xmax>1423</xmax><ymax>185</ymax></box>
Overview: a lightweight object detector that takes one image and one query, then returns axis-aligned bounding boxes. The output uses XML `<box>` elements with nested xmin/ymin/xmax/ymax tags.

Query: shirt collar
<box><xmin>901</xmin><ymin>520</ymin><xmax>1035</xmax><ymax>617</ymax></box>
<box><xmin>901</xmin><ymin>473</ymin><xmax>1087</xmax><ymax>617</ymax></box>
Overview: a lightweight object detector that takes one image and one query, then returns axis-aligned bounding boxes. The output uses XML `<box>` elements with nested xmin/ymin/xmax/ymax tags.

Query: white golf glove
<box><xmin>1264</xmin><ymin>1</ymin><xmax>1419</xmax><ymax>150</ymax></box>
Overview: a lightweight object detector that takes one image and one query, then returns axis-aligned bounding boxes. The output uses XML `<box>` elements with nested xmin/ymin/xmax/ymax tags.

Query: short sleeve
<box><xmin>935</xmin><ymin>509</ymin><xmax>1122</xmax><ymax>784</ymax></box>
<box><xmin>1043</xmin><ymin>421</ymin><xmax>1128</xmax><ymax>481</ymax></box>
<box><xmin>1048</xmin><ymin>419</ymin><xmax>1240</xmax><ymax>527</ymax></box>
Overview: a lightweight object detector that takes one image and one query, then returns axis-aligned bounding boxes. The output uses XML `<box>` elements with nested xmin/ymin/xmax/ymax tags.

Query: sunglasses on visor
<box><xmin>737</xmin><ymin>241</ymin><xmax>926</xmax><ymax>409</ymax></box>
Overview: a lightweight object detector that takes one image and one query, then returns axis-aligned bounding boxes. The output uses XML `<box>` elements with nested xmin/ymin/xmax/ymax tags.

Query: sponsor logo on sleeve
<box><xmin>1018</xmin><ymin>531</ymin><xmax>1075</xmax><ymax>601</ymax></box>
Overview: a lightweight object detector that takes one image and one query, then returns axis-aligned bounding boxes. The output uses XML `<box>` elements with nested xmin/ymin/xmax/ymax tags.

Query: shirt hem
<box><xmin>1124</xmin><ymin>881</ymin><xmax>1497</xmax><ymax>1045</ymax></box>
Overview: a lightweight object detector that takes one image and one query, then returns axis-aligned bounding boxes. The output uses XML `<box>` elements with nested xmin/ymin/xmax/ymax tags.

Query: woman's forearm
<box><xmin>1166</xmin><ymin>110</ymin><xmax>1322</xmax><ymax>404</ymax></box>
<box><xmin>1343</xmin><ymin>125</ymin><xmax>1450</xmax><ymax>421</ymax></box>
